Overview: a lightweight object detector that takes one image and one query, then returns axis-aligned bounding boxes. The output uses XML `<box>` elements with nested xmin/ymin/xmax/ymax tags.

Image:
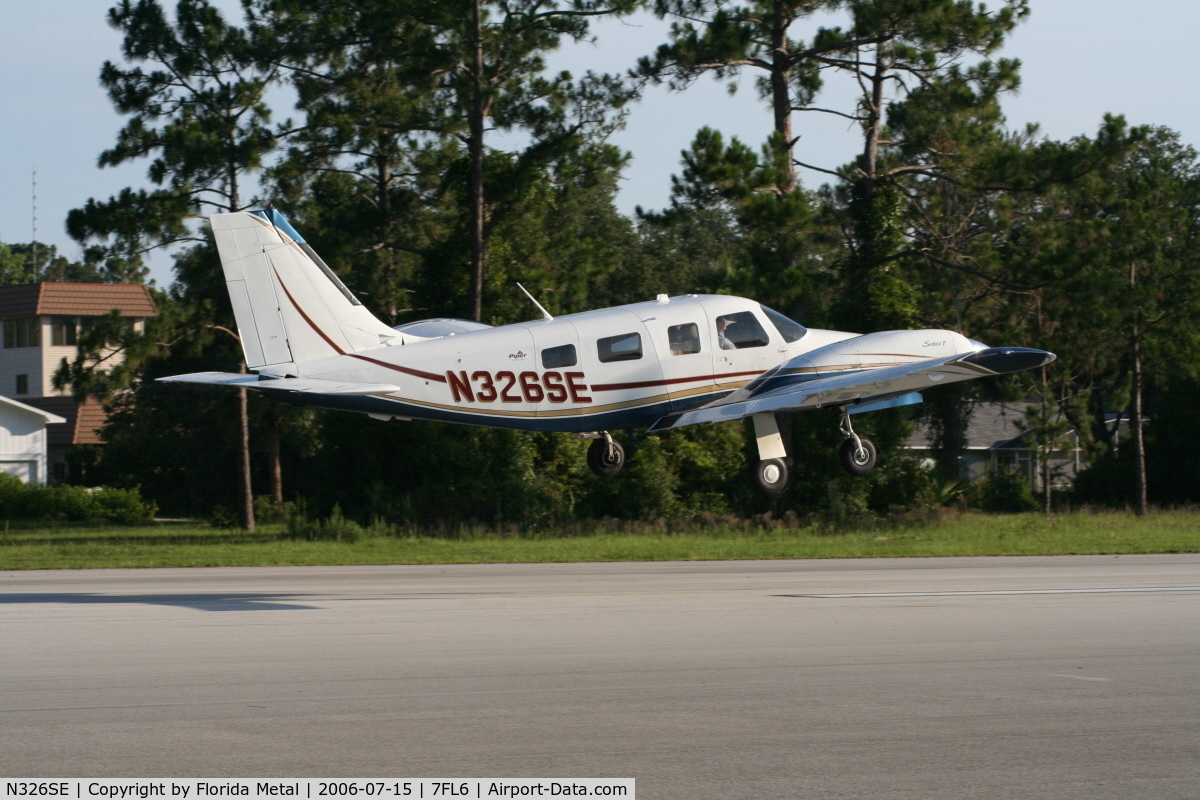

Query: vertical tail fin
<box><xmin>209</xmin><ymin>209</ymin><xmax>396</xmax><ymax>369</ymax></box>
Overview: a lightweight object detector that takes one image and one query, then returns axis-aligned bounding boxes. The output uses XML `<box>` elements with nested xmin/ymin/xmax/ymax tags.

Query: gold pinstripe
<box><xmin>367</xmin><ymin>376</ymin><xmax>759</xmax><ymax>420</ymax></box>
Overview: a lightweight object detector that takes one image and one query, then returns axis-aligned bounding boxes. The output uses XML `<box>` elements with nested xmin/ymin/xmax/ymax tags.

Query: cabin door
<box><xmin>638</xmin><ymin>298</ymin><xmax>717</xmax><ymax>413</ymax></box>
<box><xmin>709</xmin><ymin>306</ymin><xmax>780</xmax><ymax>392</ymax></box>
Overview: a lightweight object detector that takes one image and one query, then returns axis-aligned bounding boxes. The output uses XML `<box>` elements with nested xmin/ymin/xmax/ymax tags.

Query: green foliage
<box><xmin>0</xmin><ymin>242</ymin><xmax>115</xmax><ymax>284</ymax></box>
<box><xmin>0</xmin><ymin>474</ymin><xmax>156</xmax><ymax>524</ymax></box>
<box><xmin>55</xmin><ymin>0</ymin><xmax>1200</xmax><ymax>527</ymax></box>
<box><xmin>285</xmin><ymin>503</ymin><xmax>368</xmax><ymax>542</ymax></box>
<box><xmin>963</xmin><ymin>468</ymin><xmax>1037</xmax><ymax>513</ymax></box>
<box><xmin>253</xmin><ymin>495</ymin><xmax>296</xmax><ymax>524</ymax></box>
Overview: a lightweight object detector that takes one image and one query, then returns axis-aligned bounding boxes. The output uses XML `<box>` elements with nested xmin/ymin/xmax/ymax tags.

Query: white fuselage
<box><xmin>254</xmin><ymin>294</ymin><xmax>974</xmax><ymax>433</ymax></box>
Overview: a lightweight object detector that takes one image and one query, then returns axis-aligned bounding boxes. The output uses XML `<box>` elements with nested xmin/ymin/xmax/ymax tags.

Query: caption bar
<box><xmin>3</xmin><ymin>782</ymin><xmax>633</xmax><ymax>800</ymax></box>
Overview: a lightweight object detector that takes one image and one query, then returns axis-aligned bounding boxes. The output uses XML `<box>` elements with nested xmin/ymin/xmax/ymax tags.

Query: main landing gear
<box><xmin>583</xmin><ymin>432</ymin><xmax>625</xmax><ymax>477</ymax></box>
<box><xmin>838</xmin><ymin>409</ymin><xmax>877</xmax><ymax>476</ymax></box>
<box><xmin>748</xmin><ymin>409</ymin><xmax>878</xmax><ymax>495</ymax></box>
<box><xmin>751</xmin><ymin>413</ymin><xmax>791</xmax><ymax>495</ymax></box>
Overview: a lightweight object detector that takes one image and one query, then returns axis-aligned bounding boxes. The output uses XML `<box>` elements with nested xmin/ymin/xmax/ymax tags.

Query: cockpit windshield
<box><xmin>759</xmin><ymin>305</ymin><xmax>807</xmax><ymax>343</ymax></box>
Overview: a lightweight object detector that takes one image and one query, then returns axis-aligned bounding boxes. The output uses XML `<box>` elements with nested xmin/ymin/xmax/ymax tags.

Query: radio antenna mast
<box><xmin>31</xmin><ymin>167</ymin><xmax>39</xmax><ymax>277</ymax></box>
<box><xmin>516</xmin><ymin>282</ymin><xmax>553</xmax><ymax>321</ymax></box>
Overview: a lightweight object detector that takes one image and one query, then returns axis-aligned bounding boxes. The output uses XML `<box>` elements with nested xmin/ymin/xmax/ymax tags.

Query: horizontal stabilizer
<box><xmin>157</xmin><ymin>372</ymin><xmax>399</xmax><ymax>395</ymax></box>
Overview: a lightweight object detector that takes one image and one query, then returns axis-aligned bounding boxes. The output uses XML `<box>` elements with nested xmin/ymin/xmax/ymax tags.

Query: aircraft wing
<box><xmin>648</xmin><ymin>347</ymin><xmax>1055</xmax><ymax>431</ymax></box>
<box><xmin>157</xmin><ymin>372</ymin><xmax>400</xmax><ymax>395</ymax></box>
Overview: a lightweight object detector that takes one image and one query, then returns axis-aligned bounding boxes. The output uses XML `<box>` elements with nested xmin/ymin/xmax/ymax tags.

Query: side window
<box><xmin>541</xmin><ymin>343</ymin><xmax>577</xmax><ymax>369</ymax></box>
<box><xmin>15</xmin><ymin>374</ymin><xmax>28</xmax><ymax>395</ymax></box>
<box><xmin>667</xmin><ymin>323</ymin><xmax>701</xmax><ymax>355</ymax></box>
<box><xmin>715</xmin><ymin>311</ymin><xmax>770</xmax><ymax>349</ymax></box>
<box><xmin>597</xmin><ymin>332</ymin><xmax>642</xmax><ymax>363</ymax></box>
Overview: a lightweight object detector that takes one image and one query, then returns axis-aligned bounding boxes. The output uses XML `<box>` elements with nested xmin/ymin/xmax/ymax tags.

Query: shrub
<box><xmin>253</xmin><ymin>495</ymin><xmax>296</xmax><ymax>524</ymax></box>
<box><xmin>285</xmin><ymin>503</ymin><xmax>364</xmax><ymax>542</ymax></box>
<box><xmin>0</xmin><ymin>476</ymin><xmax>156</xmax><ymax>524</ymax></box>
<box><xmin>964</xmin><ymin>468</ymin><xmax>1037</xmax><ymax>513</ymax></box>
<box><xmin>209</xmin><ymin>505</ymin><xmax>239</xmax><ymax>528</ymax></box>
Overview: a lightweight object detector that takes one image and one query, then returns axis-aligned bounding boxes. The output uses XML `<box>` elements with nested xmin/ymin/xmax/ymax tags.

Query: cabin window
<box><xmin>541</xmin><ymin>343</ymin><xmax>577</xmax><ymax>369</ymax></box>
<box><xmin>597</xmin><ymin>332</ymin><xmax>642</xmax><ymax>363</ymax></box>
<box><xmin>3</xmin><ymin>318</ymin><xmax>40</xmax><ymax>349</ymax></box>
<box><xmin>51</xmin><ymin>317</ymin><xmax>78</xmax><ymax>346</ymax></box>
<box><xmin>715</xmin><ymin>311</ymin><xmax>770</xmax><ymax>349</ymax></box>
<box><xmin>668</xmin><ymin>323</ymin><xmax>701</xmax><ymax>355</ymax></box>
<box><xmin>760</xmin><ymin>305</ymin><xmax>807</xmax><ymax>343</ymax></box>
<box><xmin>15</xmin><ymin>374</ymin><xmax>28</xmax><ymax>395</ymax></box>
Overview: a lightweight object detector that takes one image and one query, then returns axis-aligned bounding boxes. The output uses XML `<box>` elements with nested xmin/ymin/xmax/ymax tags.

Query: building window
<box><xmin>3</xmin><ymin>318</ymin><xmax>40</xmax><ymax>349</ymax></box>
<box><xmin>15</xmin><ymin>374</ymin><xmax>28</xmax><ymax>395</ymax></box>
<box><xmin>51</xmin><ymin>317</ymin><xmax>78</xmax><ymax>346</ymax></box>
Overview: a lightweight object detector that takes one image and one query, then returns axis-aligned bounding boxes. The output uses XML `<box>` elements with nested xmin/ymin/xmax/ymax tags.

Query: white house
<box><xmin>0</xmin><ymin>282</ymin><xmax>157</xmax><ymax>482</ymax></box>
<box><xmin>906</xmin><ymin>402</ymin><xmax>1084</xmax><ymax>492</ymax></box>
<box><xmin>0</xmin><ymin>395</ymin><xmax>66</xmax><ymax>484</ymax></box>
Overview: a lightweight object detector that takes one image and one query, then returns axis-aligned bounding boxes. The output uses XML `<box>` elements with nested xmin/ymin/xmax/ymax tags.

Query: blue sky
<box><xmin>3</xmin><ymin>1</ymin><xmax>1199</xmax><ymax>287</ymax></box>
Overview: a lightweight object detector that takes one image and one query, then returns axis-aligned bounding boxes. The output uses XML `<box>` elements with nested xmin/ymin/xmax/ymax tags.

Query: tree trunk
<box><xmin>237</xmin><ymin>362</ymin><xmax>255</xmax><ymax>531</ymax></box>
<box><xmin>467</xmin><ymin>0</ymin><xmax>487</xmax><ymax>322</ymax></box>
<box><xmin>861</xmin><ymin>46</ymin><xmax>887</xmax><ymax>191</ymax></box>
<box><xmin>1041</xmin><ymin>445</ymin><xmax>1051</xmax><ymax>514</ymax></box>
<box><xmin>1132</xmin><ymin>325</ymin><xmax>1147</xmax><ymax>515</ymax></box>
<box><xmin>1041</xmin><ymin>367</ymin><xmax>1052</xmax><ymax>515</ymax></box>
<box><xmin>769</xmin><ymin>0</ymin><xmax>795</xmax><ymax>193</ymax></box>
<box><xmin>267</xmin><ymin>410</ymin><xmax>283</xmax><ymax>506</ymax></box>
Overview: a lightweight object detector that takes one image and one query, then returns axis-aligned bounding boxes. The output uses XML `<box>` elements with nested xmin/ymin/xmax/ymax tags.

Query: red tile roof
<box><xmin>0</xmin><ymin>283</ymin><xmax>157</xmax><ymax>318</ymax></box>
<box><xmin>23</xmin><ymin>396</ymin><xmax>108</xmax><ymax>446</ymax></box>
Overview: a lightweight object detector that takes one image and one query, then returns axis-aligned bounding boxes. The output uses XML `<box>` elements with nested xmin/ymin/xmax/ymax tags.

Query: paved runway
<box><xmin>2</xmin><ymin>555</ymin><xmax>1199</xmax><ymax>799</ymax></box>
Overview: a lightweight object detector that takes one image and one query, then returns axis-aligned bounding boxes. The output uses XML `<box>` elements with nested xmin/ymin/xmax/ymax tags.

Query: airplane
<box><xmin>160</xmin><ymin>208</ymin><xmax>1056</xmax><ymax>495</ymax></box>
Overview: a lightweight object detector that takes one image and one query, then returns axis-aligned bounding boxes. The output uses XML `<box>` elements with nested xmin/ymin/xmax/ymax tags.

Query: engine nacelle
<box><xmin>793</xmin><ymin>329</ymin><xmax>978</xmax><ymax>376</ymax></box>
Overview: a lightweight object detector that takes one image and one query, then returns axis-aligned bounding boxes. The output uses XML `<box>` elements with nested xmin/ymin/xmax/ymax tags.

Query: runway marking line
<box><xmin>779</xmin><ymin>586</ymin><xmax>1200</xmax><ymax>598</ymax></box>
<box><xmin>1048</xmin><ymin>674</ymin><xmax>1113</xmax><ymax>682</ymax></box>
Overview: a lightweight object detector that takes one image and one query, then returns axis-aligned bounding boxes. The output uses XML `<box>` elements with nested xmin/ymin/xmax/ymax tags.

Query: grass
<box><xmin>0</xmin><ymin>510</ymin><xmax>1197</xmax><ymax>570</ymax></box>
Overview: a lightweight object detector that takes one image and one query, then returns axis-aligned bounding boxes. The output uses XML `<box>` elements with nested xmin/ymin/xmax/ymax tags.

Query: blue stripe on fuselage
<box><xmin>258</xmin><ymin>389</ymin><xmax>735</xmax><ymax>432</ymax></box>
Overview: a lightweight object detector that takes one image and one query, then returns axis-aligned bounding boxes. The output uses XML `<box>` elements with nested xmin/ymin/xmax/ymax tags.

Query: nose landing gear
<box><xmin>838</xmin><ymin>409</ymin><xmax>877</xmax><ymax>476</ymax></box>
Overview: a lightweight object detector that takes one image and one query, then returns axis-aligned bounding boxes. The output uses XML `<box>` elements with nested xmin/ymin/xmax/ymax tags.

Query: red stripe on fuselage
<box><xmin>349</xmin><ymin>353</ymin><xmax>447</xmax><ymax>383</ymax></box>
<box><xmin>270</xmin><ymin>264</ymin><xmax>447</xmax><ymax>384</ymax></box>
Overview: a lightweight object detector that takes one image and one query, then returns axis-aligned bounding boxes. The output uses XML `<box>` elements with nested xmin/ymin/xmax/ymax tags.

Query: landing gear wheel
<box><xmin>754</xmin><ymin>458</ymin><xmax>791</xmax><ymax>496</ymax></box>
<box><xmin>839</xmin><ymin>437</ymin><xmax>877</xmax><ymax>476</ymax></box>
<box><xmin>587</xmin><ymin>437</ymin><xmax>625</xmax><ymax>477</ymax></box>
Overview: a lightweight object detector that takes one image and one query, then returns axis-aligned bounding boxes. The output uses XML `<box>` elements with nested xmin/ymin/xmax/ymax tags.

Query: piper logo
<box><xmin>509</xmin><ymin>351</ymin><xmax>528</xmax><ymax>360</ymax></box>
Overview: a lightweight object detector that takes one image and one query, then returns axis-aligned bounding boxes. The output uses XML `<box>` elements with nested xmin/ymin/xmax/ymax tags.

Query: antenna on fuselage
<box><xmin>516</xmin><ymin>283</ymin><xmax>553</xmax><ymax>321</ymax></box>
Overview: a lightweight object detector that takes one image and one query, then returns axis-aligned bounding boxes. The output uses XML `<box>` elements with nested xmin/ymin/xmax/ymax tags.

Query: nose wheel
<box><xmin>586</xmin><ymin>433</ymin><xmax>625</xmax><ymax>477</ymax></box>
<box><xmin>838</xmin><ymin>410</ymin><xmax>876</xmax><ymax>476</ymax></box>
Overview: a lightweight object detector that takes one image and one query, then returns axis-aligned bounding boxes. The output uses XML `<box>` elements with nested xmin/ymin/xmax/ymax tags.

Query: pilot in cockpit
<box><xmin>716</xmin><ymin>316</ymin><xmax>736</xmax><ymax>350</ymax></box>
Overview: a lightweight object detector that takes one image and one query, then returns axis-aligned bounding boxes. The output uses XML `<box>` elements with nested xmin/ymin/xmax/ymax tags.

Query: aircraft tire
<box><xmin>587</xmin><ymin>438</ymin><xmax>625</xmax><ymax>477</ymax></box>
<box><xmin>839</xmin><ymin>437</ymin><xmax>877</xmax><ymax>476</ymax></box>
<box><xmin>753</xmin><ymin>458</ymin><xmax>791</xmax><ymax>496</ymax></box>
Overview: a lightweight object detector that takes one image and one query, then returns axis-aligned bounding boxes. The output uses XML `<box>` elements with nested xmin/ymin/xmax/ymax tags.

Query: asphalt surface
<box><xmin>2</xmin><ymin>555</ymin><xmax>1199</xmax><ymax>799</ymax></box>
